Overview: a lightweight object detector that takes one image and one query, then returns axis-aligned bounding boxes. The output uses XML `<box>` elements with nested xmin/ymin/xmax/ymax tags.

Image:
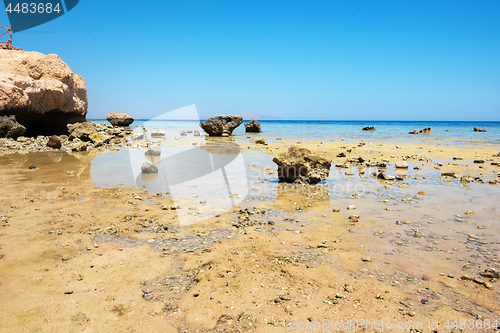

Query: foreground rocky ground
<box><xmin>0</xmin><ymin>128</ymin><xmax>499</xmax><ymax>332</ymax></box>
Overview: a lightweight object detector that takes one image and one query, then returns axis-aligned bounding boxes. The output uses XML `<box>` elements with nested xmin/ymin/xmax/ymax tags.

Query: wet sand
<box><xmin>0</xmin><ymin>132</ymin><xmax>499</xmax><ymax>332</ymax></box>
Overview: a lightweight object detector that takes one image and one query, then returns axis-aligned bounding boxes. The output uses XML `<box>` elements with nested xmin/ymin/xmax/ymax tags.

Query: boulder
<box><xmin>46</xmin><ymin>135</ymin><xmax>61</xmax><ymax>149</ymax></box>
<box><xmin>0</xmin><ymin>50</ymin><xmax>87</xmax><ymax>136</ymax></box>
<box><xmin>245</xmin><ymin>119</ymin><xmax>261</xmax><ymax>133</ymax></box>
<box><xmin>272</xmin><ymin>146</ymin><xmax>331</xmax><ymax>184</ymax></box>
<box><xmin>395</xmin><ymin>160</ymin><xmax>408</xmax><ymax>169</ymax></box>
<box><xmin>141</xmin><ymin>162</ymin><xmax>158</xmax><ymax>174</ymax></box>
<box><xmin>199</xmin><ymin>115</ymin><xmax>243</xmax><ymax>136</ymax></box>
<box><xmin>106</xmin><ymin>112</ymin><xmax>134</xmax><ymax>126</ymax></box>
<box><xmin>0</xmin><ymin>115</ymin><xmax>26</xmax><ymax>138</ymax></box>
<box><xmin>474</xmin><ymin>127</ymin><xmax>487</xmax><ymax>132</ymax></box>
<box><xmin>362</xmin><ymin>126</ymin><xmax>376</xmax><ymax>131</ymax></box>
<box><xmin>67</xmin><ymin>122</ymin><xmax>96</xmax><ymax>141</ymax></box>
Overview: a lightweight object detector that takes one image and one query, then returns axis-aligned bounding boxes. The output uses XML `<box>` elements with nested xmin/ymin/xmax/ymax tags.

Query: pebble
<box><xmin>28</xmin><ymin>164</ymin><xmax>36</xmax><ymax>169</ymax></box>
<box><xmin>414</xmin><ymin>230</ymin><xmax>422</xmax><ymax>238</ymax></box>
<box><xmin>332</xmin><ymin>207</ymin><xmax>340</xmax><ymax>212</ymax></box>
<box><xmin>347</xmin><ymin>205</ymin><xmax>356</xmax><ymax>210</ymax></box>
<box><xmin>344</xmin><ymin>285</ymin><xmax>354</xmax><ymax>293</ymax></box>
<box><xmin>361</xmin><ymin>257</ymin><xmax>372</xmax><ymax>262</ymax></box>
<box><xmin>64</xmin><ymin>290</ymin><xmax>74</xmax><ymax>295</ymax></box>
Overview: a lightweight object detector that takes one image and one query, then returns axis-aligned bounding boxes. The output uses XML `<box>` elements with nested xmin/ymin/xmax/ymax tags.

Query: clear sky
<box><xmin>1</xmin><ymin>1</ymin><xmax>499</xmax><ymax>121</ymax></box>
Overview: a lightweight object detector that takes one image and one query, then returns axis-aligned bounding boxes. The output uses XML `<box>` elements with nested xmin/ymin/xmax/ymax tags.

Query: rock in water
<box><xmin>141</xmin><ymin>162</ymin><xmax>158</xmax><ymax>174</ymax></box>
<box><xmin>272</xmin><ymin>146</ymin><xmax>331</xmax><ymax>184</ymax></box>
<box><xmin>193</xmin><ymin>130</ymin><xmax>200</xmax><ymax>137</ymax></box>
<box><xmin>395</xmin><ymin>160</ymin><xmax>408</xmax><ymax>169</ymax></box>
<box><xmin>199</xmin><ymin>115</ymin><xmax>243</xmax><ymax>136</ymax></box>
<box><xmin>106</xmin><ymin>112</ymin><xmax>134</xmax><ymax>126</ymax></box>
<box><xmin>362</xmin><ymin>126</ymin><xmax>376</xmax><ymax>131</ymax></box>
<box><xmin>67</xmin><ymin>122</ymin><xmax>96</xmax><ymax>141</ymax></box>
<box><xmin>0</xmin><ymin>115</ymin><xmax>26</xmax><ymax>138</ymax></box>
<box><xmin>145</xmin><ymin>147</ymin><xmax>161</xmax><ymax>156</ymax></box>
<box><xmin>47</xmin><ymin>135</ymin><xmax>61</xmax><ymax>149</ymax></box>
<box><xmin>245</xmin><ymin>119</ymin><xmax>261</xmax><ymax>133</ymax></box>
<box><xmin>409</xmin><ymin>127</ymin><xmax>433</xmax><ymax>134</ymax></box>
<box><xmin>0</xmin><ymin>50</ymin><xmax>87</xmax><ymax>136</ymax></box>
<box><xmin>474</xmin><ymin>127</ymin><xmax>487</xmax><ymax>132</ymax></box>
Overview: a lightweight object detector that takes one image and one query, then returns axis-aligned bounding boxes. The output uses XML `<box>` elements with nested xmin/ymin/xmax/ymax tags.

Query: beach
<box><xmin>0</xmin><ymin>121</ymin><xmax>499</xmax><ymax>332</ymax></box>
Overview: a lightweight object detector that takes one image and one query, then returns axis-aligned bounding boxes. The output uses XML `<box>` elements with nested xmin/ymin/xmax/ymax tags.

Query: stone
<box><xmin>199</xmin><ymin>115</ymin><xmax>243</xmax><ymax>136</ymax></box>
<box><xmin>272</xmin><ymin>146</ymin><xmax>331</xmax><ymax>184</ymax></box>
<box><xmin>479</xmin><ymin>268</ymin><xmax>499</xmax><ymax>279</ymax></box>
<box><xmin>141</xmin><ymin>162</ymin><xmax>158</xmax><ymax>174</ymax></box>
<box><xmin>473</xmin><ymin>159</ymin><xmax>485</xmax><ymax>164</ymax></box>
<box><xmin>361</xmin><ymin>257</ymin><xmax>372</xmax><ymax>262</ymax></box>
<box><xmin>332</xmin><ymin>207</ymin><xmax>340</xmax><ymax>212</ymax></box>
<box><xmin>362</xmin><ymin>126</ymin><xmax>376</xmax><ymax>131</ymax></box>
<box><xmin>28</xmin><ymin>164</ymin><xmax>36</xmax><ymax>169</ymax></box>
<box><xmin>0</xmin><ymin>115</ymin><xmax>26</xmax><ymax>138</ymax></box>
<box><xmin>377</xmin><ymin>172</ymin><xmax>394</xmax><ymax>180</ymax></box>
<box><xmin>151</xmin><ymin>131</ymin><xmax>165</xmax><ymax>138</ymax></box>
<box><xmin>414</xmin><ymin>230</ymin><xmax>422</xmax><ymax>238</ymax></box>
<box><xmin>244</xmin><ymin>119</ymin><xmax>261</xmax><ymax>132</ymax></box>
<box><xmin>395</xmin><ymin>160</ymin><xmax>408</xmax><ymax>169</ymax></box>
<box><xmin>88</xmin><ymin>133</ymin><xmax>109</xmax><ymax>143</ymax></box>
<box><xmin>0</xmin><ymin>50</ymin><xmax>87</xmax><ymax>136</ymax></box>
<box><xmin>145</xmin><ymin>147</ymin><xmax>161</xmax><ymax>156</ymax></box>
<box><xmin>441</xmin><ymin>172</ymin><xmax>459</xmax><ymax>179</ymax></box>
<box><xmin>344</xmin><ymin>285</ymin><xmax>354</xmax><ymax>293</ymax></box>
<box><xmin>46</xmin><ymin>135</ymin><xmax>61</xmax><ymax>149</ymax></box>
<box><xmin>337</xmin><ymin>152</ymin><xmax>346</xmax><ymax>157</ymax></box>
<box><xmin>474</xmin><ymin>127</ymin><xmax>487</xmax><ymax>132</ymax></box>
<box><xmin>71</xmin><ymin>142</ymin><xmax>87</xmax><ymax>152</ymax></box>
<box><xmin>67</xmin><ymin>122</ymin><xmax>96</xmax><ymax>141</ymax></box>
<box><xmin>193</xmin><ymin>130</ymin><xmax>200</xmax><ymax>137</ymax></box>
<box><xmin>256</xmin><ymin>138</ymin><xmax>266</xmax><ymax>145</ymax></box>
<box><xmin>106</xmin><ymin>112</ymin><xmax>134</xmax><ymax>126</ymax></box>
<box><xmin>180</xmin><ymin>131</ymin><xmax>187</xmax><ymax>136</ymax></box>
<box><xmin>347</xmin><ymin>205</ymin><xmax>356</xmax><ymax>210</ymax></box>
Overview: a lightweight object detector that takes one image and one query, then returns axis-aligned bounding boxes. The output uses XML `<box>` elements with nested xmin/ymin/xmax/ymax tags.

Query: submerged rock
<box><xmin>0</xmin><ymin>115</ymin><xmax>26</xmax><ymax>138</ymax></box>
<box><xmin>362</xmin><ymin>126</ymin><xmax>376</xmax><ymax>131</ymax></box>
<box><xmin>474</xmin><ymin>127</ymin><xmax>487</xmax><ymax>132</ymax></box>
<box><xmin>244</xmin><ymin>119</ymin><xmax>261</xmax><ymax>133</ymax></box>
<box><xmin>145</xmin><ymin>147</ymin><xmax>161</xmax><ymax>156</ymax></box>
<box><xmin>106</xmin><ymin>112</ymin><xmax>134</xmax><ymax>126</ymax></box>
<box><xmin>199</xmin><ymin>115</ymin><xmax>243</xmax><ymax>137</ymax></box>
<box><xmin>272</xmin><ymin>146</ymin><xmax>331</xmax><ymax>184</ymax></box>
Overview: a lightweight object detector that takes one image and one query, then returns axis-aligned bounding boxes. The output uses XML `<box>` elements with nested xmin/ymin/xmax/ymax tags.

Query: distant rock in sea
<box><xmin>409</xmin><ymin>127</ymin><xmax>433</xmax><ymax>135</ymax></box>
<box><xmin>0</xmin><ymin>49</ymin><xmax>88</xmax><ymax>136</ymax></box>
<box><xmin>245</xmin><ymin>119</ymin><xmax>262</xmax><ymax>132</ymax></box>
<box><xmin>474</xmin><ymin>127</ymin><xmax>487</xmax><ymax>132</ymax></box>
<box><xmin>362</xmin><ymin>126</ymin><xmax>376</xmax><ymax>131</ymax></box>
<box><xmin>106</xmin><ymin>112</ymin><xmax>134</xmax><ymax>126</ymax></box>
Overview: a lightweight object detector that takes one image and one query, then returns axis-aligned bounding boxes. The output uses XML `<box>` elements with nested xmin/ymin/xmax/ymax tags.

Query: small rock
<box><xmin>414</xmin><ymin>230</ymin><xmax>422</xmax><ymax>238</ymax></box>
<box><xmin>361</xmin><ymin>257</ymin><xmax>372</xmax><ymax>262</ymax></box>
<box><xmin>332</xmin><ymin>207</ymin><xmax>340</xmax><ymax>212</ymax></box>
<box><xmin>145</xmin><ymin>147</ymin><xmax>162</xmax><ymax>156</ymax></box>
<box><xmin>141</xmin><ymin>163</ymin><xmax>158</xmax><ymax>174</ymax></box>
<box><xmin>64</xmin><ymin>290</ymin><xmax>74</xmax><ymax>295</ymax></box>
<box><xmin>28</xmin><ymin>164</ymin><xmax>36</xmax><ymax>169</ymax></box>
<box><xmin>47</xmin><ymin>135</ymin><xmax>62</xmax><ymax>149</ymax></box>
<box><xmin>344</xmin><ymin>285</ymin><xmax>354</xmax><ymax>293</ymax></box>
<box><xmin>347</xmin><ymin>205</ymin><xmax>356</xmax><ymax>210</ymax></box>
<box><xmin>395</xmin><ymin>160</ymin><xmax>408</xmax><ymax>169</ymax></box>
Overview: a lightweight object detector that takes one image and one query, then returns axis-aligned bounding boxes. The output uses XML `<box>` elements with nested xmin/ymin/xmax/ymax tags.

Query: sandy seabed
<box><xmin>0</xmin><ymin>133</ymin><xmax>499</xmax><ymax>332</ymax></box>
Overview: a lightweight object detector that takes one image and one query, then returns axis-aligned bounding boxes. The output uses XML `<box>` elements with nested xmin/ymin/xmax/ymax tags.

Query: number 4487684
<box><xmin>6</xmin><ymin>3</ymin><xmax>61</xmax><ymax>14</ymax></box>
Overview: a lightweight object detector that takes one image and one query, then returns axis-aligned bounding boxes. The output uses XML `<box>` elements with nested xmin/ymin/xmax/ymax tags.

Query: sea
<box><xmin>91</xmin><ymin>120</ymin><xmax>500</xmax><ymax>146</ymax></box>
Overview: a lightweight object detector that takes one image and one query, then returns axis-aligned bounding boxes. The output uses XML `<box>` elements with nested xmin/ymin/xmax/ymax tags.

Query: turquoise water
<box><xmin>91</xmin><ymin>120</ymin><xmax>500</xmax><ymax>146</ymax></box>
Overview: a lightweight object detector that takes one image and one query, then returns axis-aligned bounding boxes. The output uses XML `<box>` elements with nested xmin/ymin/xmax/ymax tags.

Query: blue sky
<box><xmin>1</xmin><ymin>0</ymin><xmax>499</xmax><ymax>120</ymax></box>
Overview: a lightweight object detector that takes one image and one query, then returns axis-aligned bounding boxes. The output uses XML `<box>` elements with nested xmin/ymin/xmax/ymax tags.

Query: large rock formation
<box><xmin>0</xmin><ymin>49</ymin><xmax>88</xmax><ymax>136</ymax></box>
<box><xmin>0</xmin><ymin>115</ymin><xmax>26</xmax><ymax>138</ymax></box>
<box><xmin>244</xmin><ymin>119</ymin><xmax>261</xmax><ymax>133</ymax></box>
<box><xmin>106</xmin><ymin>112</ymin><xmax>134</xmax><ymax>126</ymax></box>
<box><xmin>199</xmin><ymin>115</ymin><xmax>243</xmax><ymax>137</ymax></box>
<box><xmin>272</xmin><ymin>146</ymin><xmax>331</xmax><ymax>184</ymax></box>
